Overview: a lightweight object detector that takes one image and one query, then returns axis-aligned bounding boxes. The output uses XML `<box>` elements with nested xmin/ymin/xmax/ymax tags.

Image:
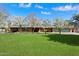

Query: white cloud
<box><xmin>35</xmin><ymin>4</ymin><xmax>43</xmax><ymax>9</ymax></box>
<box><xmin>52</xmin><ymin>5</ymin><xmax>79</xmax><ymax>11</ymax></box>
<box><xmin>19</xmin><ymin>3</ymin><xmax>32</xmax><ymax>8</ymax></box>
<box><xmin>35</xmin><ymin>4</ymin><xmax>48</xmax><ymax>10</ymax></box>
<box><xmin>41</xmin><ymin>11</ymin><xmax>51</xmax><ymax>15</ymax></box>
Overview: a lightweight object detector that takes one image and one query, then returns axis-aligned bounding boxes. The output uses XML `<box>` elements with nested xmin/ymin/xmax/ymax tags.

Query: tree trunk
<box><xmin>58</xmin><ymin>28</ymin><xmax>62</xmax><ymax>40</ymax></box>
<box><xmin>58</xmin><ymin>28</ymin><xmax>61</xmax><ymax>34</ymax></box>
<box><xmin>19</xmin><ymin>25</ymin><xmax>22</xmax><ymax>32</ymax></box>
<box><xmin>44</xmin><ymin>28</ymin><xmax>47</xmax><ymax>34</ymax></box>
<box><xmin>32</xmin><ymin>27</ymin><xmax>35</xmax><ymax>33</ymax></box>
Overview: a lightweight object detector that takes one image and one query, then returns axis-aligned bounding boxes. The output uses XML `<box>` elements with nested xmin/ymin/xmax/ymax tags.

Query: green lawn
<box><xmin>0</xmin><ymin>32</ymin><xmax>79</xmax><ymax>56</ymax></box>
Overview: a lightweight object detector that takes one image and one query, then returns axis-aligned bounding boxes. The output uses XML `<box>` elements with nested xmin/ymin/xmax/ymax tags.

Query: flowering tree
<box><xmin>42</xmin><ymin>19</ymin><xmax>51</xmax><ymax>34</ymax></box>
<box><xmin>26</xmin><ymin>13</ymin><xmax>38</xmax><ymax>32</ymax></box>
<box><xmin>53</xmin><ymin>18</ymin><xmax>64</xmax><ymax>34</ymax></box>
<box><xmin>13</xmin><ymin>16</ymin><xmax>24</xmax><ymax>32</ymax></box>
<box><xmin>0</xmin><ymin>7</ymin><xmax>9</xmax><ymax>32</ymax></box>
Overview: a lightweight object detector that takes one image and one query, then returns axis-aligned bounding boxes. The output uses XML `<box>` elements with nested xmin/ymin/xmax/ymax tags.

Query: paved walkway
<box><xmin>52</xmin><ymin>32</ymin><xmax>79</xmax><ymax>35</ymax></box>
<box><xmin>0</xmin><ymin>31</ymin><xmax>79</xmax><ymax>35</ymax></box>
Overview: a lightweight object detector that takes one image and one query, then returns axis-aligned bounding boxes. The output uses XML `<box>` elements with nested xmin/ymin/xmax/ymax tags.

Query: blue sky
<box><xmin>0</xmin><ymin>3</ymin><xmax>79</xmax><ymax>20</ymax></box>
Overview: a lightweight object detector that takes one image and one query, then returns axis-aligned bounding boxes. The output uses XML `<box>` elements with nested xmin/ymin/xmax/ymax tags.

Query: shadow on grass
<box><xmin>46</xmin><ymin>34</ymin><xmax>79</xmax><ymax>46</ymax></box>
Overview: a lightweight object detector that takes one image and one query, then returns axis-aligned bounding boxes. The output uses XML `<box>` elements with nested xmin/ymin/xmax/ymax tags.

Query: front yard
<box><xmin>0</xmin><ymin>32</ymin><xmax>79</xmax><ymax>56</ymax></box>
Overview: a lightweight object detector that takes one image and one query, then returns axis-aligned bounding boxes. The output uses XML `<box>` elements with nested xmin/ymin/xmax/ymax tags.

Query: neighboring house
<box><xmin>9</xmin><ymin>25</ymin><xmax>78</xmax><ymax>32</ymax></box>
<box><xmin>0</xmin><ymin>24</ymin><xmax>78</xmax><ymax>33</ymax></box>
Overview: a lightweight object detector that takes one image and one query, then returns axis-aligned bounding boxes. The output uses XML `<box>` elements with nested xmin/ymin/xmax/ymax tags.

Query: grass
<box><xmin>0</xmin><ymin>32</ymin><xmax>79</xmax><ymax>56</ymax></box>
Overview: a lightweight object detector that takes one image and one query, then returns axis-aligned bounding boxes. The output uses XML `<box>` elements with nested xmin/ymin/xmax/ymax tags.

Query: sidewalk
<box><xmin>52</xmin><ymin>32</ymin><xmax>79</xmax><ymax>35</ymax></box>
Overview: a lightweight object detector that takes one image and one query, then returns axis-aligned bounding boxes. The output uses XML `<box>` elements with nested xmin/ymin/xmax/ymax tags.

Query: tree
<box><xmin>13</xmin><ymin>16</ymin><xmax>24</xmax><ymax>32</ymax></box>
<box><xmin>53</xmin><ymin>18</ymin><xmax>64</xmax><ymax>34</ymax></box>
<box><xmin>68</xmin><ymin>14</ymin><xmax>79</xmax><ymax>32</ymax></box>
<box><xmin>72</xmin><ymin>14</ymin><xmax>79</xmax><ymax>27</ymax></box>
<box><xmin>42</xmin><ymin>19</ymin><xmax>50</xmax><ymax>34</ymax></box>
<box><xmin>0</xmin><ymin>7</ymin><xmax>9</xmax><ymax>32</ymax></box>
<box><xmin>26</xmin><ymin>13</ymin><xmax>38</xmax><ymax>33</ymax></box>
<box><xmin>72</xmin><ymin>14</ymin><xmax>79</xmax><ymax>21</ymax></box>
